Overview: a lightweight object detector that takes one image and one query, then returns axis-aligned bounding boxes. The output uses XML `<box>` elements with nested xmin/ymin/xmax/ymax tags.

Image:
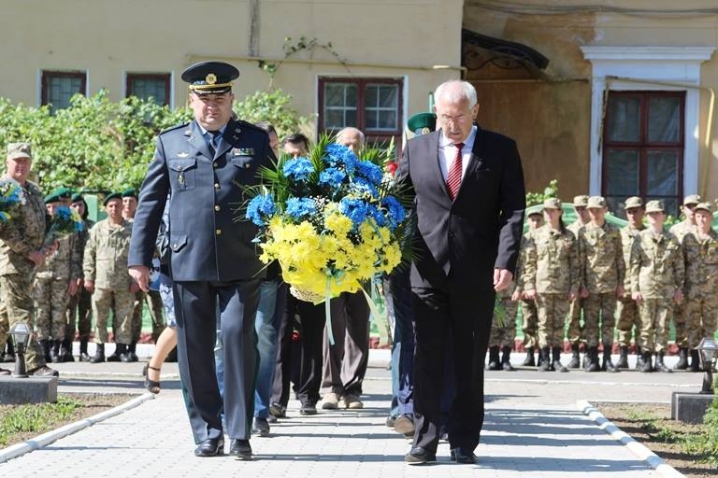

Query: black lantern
<box><xmin>9</xmin><ymin>323</ymin><xmax>30</xmax><ymax>378</ymax></box>
<box><xmin>696</xmin><ymin>337</ymin><xmax>718</xmax><ymax>395</ymax></box>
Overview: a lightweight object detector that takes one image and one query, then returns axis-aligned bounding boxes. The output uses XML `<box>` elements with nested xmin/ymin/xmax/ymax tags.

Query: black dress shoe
<box><xmin>229</xmin><ymin>439</ymin><xmax>252</xmax><ymax>460</ymax></box>
<box><xmin>450</xmin><ymin>447</ymin><xmax>477</xmax><ymax>464</ymax></box>
<box><xmin>405</xmin><ymin>447</ymin><xmax>436</xmax><ymax>465</ymax></box>
<box><xmin>27</xmin><ymin>365</ymin><xmax>59</xmax><ymax>377</ymax></box>
<box><xmin>194</xmin><ymin>437</ymin><xmax>224</xmax><ymax>457</ymax></box>
<box><xmin>300</xmin><ymin>402</ymin><xmax>317</xmax><ymax>415</ymax></box>
<box><xmin>269</xmin><ymin>402</ymin><xmax>286</xmax><ymax>419</ymax></box>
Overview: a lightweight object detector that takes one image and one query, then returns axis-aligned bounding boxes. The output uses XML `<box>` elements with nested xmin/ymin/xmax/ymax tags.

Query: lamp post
<box><xmin>697</xmin><ymin>337</ymin><xmax>718</xmax><ymax>395</ymax></box>
<box><xmin>9</xmin><ymin>323</ymin><xmax>30</xmax><ymax>379</ymax></box>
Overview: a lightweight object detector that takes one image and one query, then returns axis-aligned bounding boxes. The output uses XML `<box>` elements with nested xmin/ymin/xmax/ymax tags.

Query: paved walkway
<box><xmin>0</xmin><ymin>350</ymin><xmax>690</xmax><ymax>478</ymax></box>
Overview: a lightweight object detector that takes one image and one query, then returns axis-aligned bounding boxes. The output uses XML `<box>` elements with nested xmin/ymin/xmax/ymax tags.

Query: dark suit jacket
<box><xmin>128</xmin><ymin>119</ymin><xmax>273</xmax><ymax>282</ymax></box>
<box><xmin>397</xmin><ymin>126</ymin><xmax>526</xmax><ymax>290</ymax></box>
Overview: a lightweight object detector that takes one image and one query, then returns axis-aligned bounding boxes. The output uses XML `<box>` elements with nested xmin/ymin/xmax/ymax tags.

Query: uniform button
<box><xmin>216</xmin><ymin>229</ymin><xmax>222</xmax><ymax>235</ymax></box>
<box><xmin>214</xmin><ymin>183</ymin><xmax>220</xmax><ymax>189</ymax></box>
<box><xmin>214</xmin><ymin>205</ymin><xmax>220</xmax><ymax>212</ymax></box>
<box><xmin>213</xmin><ymin>162</ymin><xmax>219</xmax><ymax>169</ymax></box>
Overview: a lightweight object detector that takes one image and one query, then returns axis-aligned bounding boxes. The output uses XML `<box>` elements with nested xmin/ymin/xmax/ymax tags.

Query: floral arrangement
<box><xmin>43</xmin><ymin>205</ymin><xmax>84</xmax><ymax>248</ymax></box>
<box><xmin>0</xmin><ymin>180</ymin><xmax>24</xmax><ymax>223</ymax></box>
<box><xmin>246</xmin><ymin>136</ymin><xmax>409</xmax><ymax>303</ymax></box>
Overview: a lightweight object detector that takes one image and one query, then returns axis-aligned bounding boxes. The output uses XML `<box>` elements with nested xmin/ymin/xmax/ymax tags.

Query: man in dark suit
<box><xmin>128</xmin><ymin>61</ymin><xmax>273</xmax><ymax>460</ymax></box>
<box><xmin>397</xmin><ymin>80</ymin><xmax>526</xmax><ymax>464</ymax></box>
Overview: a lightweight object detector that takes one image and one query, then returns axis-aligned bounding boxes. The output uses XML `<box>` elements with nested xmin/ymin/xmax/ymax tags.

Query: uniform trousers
<box><xmin>583</xmin><ymin>292</ymin><xmax>617</xmax><ymax>348</ymax></box>
<box><xmin>0</xmin><ymin>274</ymin><xmax>46</xmax><ymax>370</ymax></box>
<box><xmin>616</xmin><ymin>296</ymin><xmax>641</xmax><ymax>347</ymax></box>
<box><xmin>536</xmin><ymin>293</ymin><xmax>569</xmax><ymax>348</ymax></box>
<box><xmin>638</xmin><ymin>298</ymin><xmax>672</xmax><ymax>353</ymax></box>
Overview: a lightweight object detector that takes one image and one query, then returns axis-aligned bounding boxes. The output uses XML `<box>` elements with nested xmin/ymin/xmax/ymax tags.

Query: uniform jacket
<box><xmin>83</xmin><ymin>218</ymin><xmax>133</xmax><ymax>290</ymax></box>
<box><xmin>35</xmin><ymin>233</ymin><xmax>82</xmax><ymax>281</ymax></box>
<box><xmin>619</xmin><ymin>224</ymin><xmax>644</xmax><ymax>292</ymax></box>
<box><xmin>523</xmin><ymin>224</ymin><xmax>579</xmax><ymax>296</ymax></box>
<box><xmin>578</xmin><ymin>221</ymin><xmax>624</xmax><ymax>293</ymax></box>
<box><xmin>0</xmin><ymin>180</ymin><xmax>47</xmax><ymax>276</ymax></box>
<box><xmin>397</xmin><ymin>127</ymin><xmax>526</xmax><ymax>290</ymax></box>
<box><xmin>128</xmin><ymin>119</ymin><xmax>273</xmax><ymax>282</ymax></box>
<box><xmin>682</xmin><ymin>228</ymin><xmax>718</xmax><ymax>297</ymax></box>
<box><xmin>630</xmin><ymin>228</ymin><xmax>684</xmax><ymax>299</ymax></box>
<box><xmin>668</xmin><ymin>220</ymin><xmax>696</xmax><ymax>243</ymax></box>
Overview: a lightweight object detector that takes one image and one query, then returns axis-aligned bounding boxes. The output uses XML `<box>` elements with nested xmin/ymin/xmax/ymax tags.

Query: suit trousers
<box><xmin>322</xmin><ymin>291</ymin><xmax>370</xmax><ymax>396</ymax></box>
<box><xmin>173</xmin><ymin>279</ymin><xmax>260</xmax><ymax>442</ymax></box>
<box><xmin>270</xmin><ymin>286</ymin><xmax>297</xmax><ymax>409</ymax></box>
<box><xmin>385</xmin><ymin>268</ymin><xmax>415</xmax><ymax>418</ymax></box>
<box><xmin>411</xmin><ymin>282</ymin><xmax>495</xmax><ymax>454</ymax></box>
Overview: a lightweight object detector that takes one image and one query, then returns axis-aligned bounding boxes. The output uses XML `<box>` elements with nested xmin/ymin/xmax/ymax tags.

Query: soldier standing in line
<box><xmin>84</xmin><ymin>193</ymin><xmax>136</xmax><ymax>363</ymax></box>
<box><xmin>0</xmin><ymin>143</ymin><xmax>58</xmax><ymax>376</ymax></box>
<box><xmin>513</xmin><ymin>207</ymin><xmax>543</xmax><ymax>367</ymax></box>
<box><xmin>682</xmin><ymin>202</ymin><xmax>718</xmax><ymax>372</ymax></box>
<box><xmin>566</xmin><ymin>195</ymin><xmax>591</xmax><ymax>368</ymax></box>
<box><xmin>33</xmin><ymin>191</ymin><xmax>82</xmax><ymax>363</ymax></box>
<box><xmin>630</xmin><ymin>200</ymin><xmax>684</xmax><ymax>373</ymax></box>
<box><xmin>487</xmin><ymin>282</ymin><xmax>518</xmax><ymax>371</ymax></box>
<box><xmin>66</xmin><ymin>193</ymin><xmax>95</xmax><ymax>362</ymax></box>
<box><xmin>616</xmin><ymin>197</ymin><xmax>646</xmax><ymax>370</ymax></box>
<box><xmin>669</xmin><ymin>194</ymin><xmax>701</xmax><ymax>369</ymax></box>
<box><xmin>522</xmin><ymin>198</ymin><xmax>579</xmax><ymax>372</ymax></box>
<box><xmin>578</xmin><ymin>196</ymin><xmax>624</xmax><ymax>373</ymax></box>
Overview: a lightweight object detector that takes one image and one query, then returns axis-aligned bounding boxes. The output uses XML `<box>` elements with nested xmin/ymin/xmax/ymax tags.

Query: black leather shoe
<box><xmin>269</xmin><ymin>402</ymin><xmax>286</xmax><ymax>419</ymax></box>
<box><xmin>27</xmin><ymin>365</ymin><xmax>59</xmax><ymax>377</ymax></box>
<box><xmin>300</xmin><ymin>402</ymin><xmax>317</xmax><ymax>415</ymax></box>
<box><xmin>252</xmin><ymin>417</ymin><xmax>270</xmax><ymax>437</ymax></box>
<box><xmin>451</xmin><ymin>447</ymin><xmax>477</xmax><ymax>464</ymax></box>
<box><xmin>404</xmin><ymin>447</ymin><xmax>435</xmax><ymax>465</ymax></box>
<box><xmin>229</xmin><ymin>439</ymin><xmax>252</xmax><ymax>460</ymax></box>
<box><xmin>194</xmin><ymin>437</ymin><xmax>224</xmax><ymax>457</ymax></box>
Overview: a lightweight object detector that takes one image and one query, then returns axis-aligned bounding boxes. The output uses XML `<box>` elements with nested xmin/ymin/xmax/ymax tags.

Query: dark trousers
<box><xmin>270</xmin><ymin>287</ymin><xmax>298</xmax><ymax>408</ymax></box>
<box><xmin>411</xmin><ymin>282</ymin><xmax>495</xmax><ymax>453</ymax></box>
<box><xmin>386</xmin><ymin>268</ymin><xmax>415</xmax><ymax>418</ymax></box>
<box><xmin>173</xmin><ymin>279</ymin><xmax>260</xmax><ymax>442</ymax></box>
<box><xmin>322</xmin><ymin>291</ymin><xmax>370</xmax><ymax>396</ymax></box>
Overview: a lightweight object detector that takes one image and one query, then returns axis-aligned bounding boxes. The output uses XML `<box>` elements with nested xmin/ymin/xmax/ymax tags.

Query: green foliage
<box><xmin>526</xmin><ymin>179</ymin><xmax>559</xmax><ymax>207</ymax></box>
<box><xmin>0</xmin><ymin>397</ymin><xmax>81</xmax><ymax>446</ymax></box>
<box><xmin>680</xmin><ymin>390</ymin><xmax>718</xmax><ymax>465</ymax></box>
<box><xmin>233</xmin><ymin>89</ymin><xmax>312</xmax><ymax>139</ymax></box>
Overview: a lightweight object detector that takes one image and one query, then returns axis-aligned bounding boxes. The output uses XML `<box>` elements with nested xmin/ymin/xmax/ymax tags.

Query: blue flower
<box><xmin>350</xmin><ymin>177</ymin><xmax>378</xmax><ymax>199</ymax></box>
<box><xmin>319</xmin><ymin>167</ymin><xmax>347</xmax><ymax>189</ymax></box>
<box><xmin>324</xmin><ymin>144</ymin><xmax>358</xmax><ymax>174</ymax></box>
<box><xmin>282</xmin><ymin>157</ymin><xmax>314</xmax><ymax>182</ymax></box>
<box><xmin>246</xmin><ymin>194</ymin><xmax>276</xmax><ymax>226</ymax></box>
<box><xmin>366</xmin><ymin>203</ymin><xmax>386</xmax><ymax>227</ymax></box>
<box><xmin>381</xmin><ymin>196</ymin><xmax>406</xmax><ymax>231</ymax></box>
<box><xmin>55</xmin><ymin>206</ymin><xmax>72</xmax><ymax>220</ymax></box>
<box><xmin>339</xmin><ymin>197</ymin><xmax>369</xmax><ymax>227</ymax></box>
<box><xmin>355</xmin><ymin>160</ymin><xmax>383</xmax><ymax>185</ymax></box>
<box><xmin>285</xmin><ymin>197</ymin><xmax>317</xmax><ymax>220</ymax></box>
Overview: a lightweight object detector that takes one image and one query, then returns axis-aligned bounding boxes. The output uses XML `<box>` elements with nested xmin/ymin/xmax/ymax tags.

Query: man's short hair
<box><xmin>256</xmin><ymin>122</ymin><xmax>277</xmax><ymax>136</ymax></box>
<box><xmin>281</xmin><ymin>133</ymin><xmax>310</xmax><ymax>151</ymax></box>
<box><xmin>434</xmin><ymin>80</ymin><xmax>478</xmax><ymax>109</ymax></box>
<box><xmin>336</xmin><ymin>127</ymin><xmax>365</xmax><ymax>148</ymax></box>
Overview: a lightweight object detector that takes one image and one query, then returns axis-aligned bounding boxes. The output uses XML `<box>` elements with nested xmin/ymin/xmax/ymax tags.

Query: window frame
<box><xmin>126</xmin><ymin>72</ymin><xmax>171</xmax><ymax>106</ymax></box>
<box><xmin>41</xmin><ymin>70</ymin><xmax>87</xmax><ymax>109</ymax></box>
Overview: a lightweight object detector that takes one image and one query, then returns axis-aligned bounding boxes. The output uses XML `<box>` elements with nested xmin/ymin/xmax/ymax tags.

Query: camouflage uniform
<box><xmin>630</xmin><ymin>229</ymin><xmax>684</xmax><ymax>354</ymax></box>
<box><xmin>489</xmin><ymin>285</ymin><xmax>518</xmax><ymax>348</ymax></box>
<box><xmin>83</xmin><ymin>218</ymin><xmax>134</xmax><ymax>345</ymax></box>
<box><xmin>682</xmin><ymin>227</ymin><xmax>718</xmax><ymax>348</ymax></box>
<box><xmin>66</xmin><ymin>219</ymin><xmax>95</xmax><ymax>343</ymax></box>
<box><xmin>523</xmin><ymin>224</ymin><xmax>579</xmax><ymax>349</ymax></box>
<box><xmin>579</xmin><ymin>221</ymin><xmax>624</xmax><ymax>349</ymax></box>
<box><xmin>566</xmin><ymin>219</ymin><xmax>587</xmax><ymax>347</ymax></box>
<box><xmin>616</xmin><ymin>224</ymin><xmax>645</xmax><ymax>347</ymax></box>
<box><xmin>0</xmin><ymin>180</ymin><xmax>49</xmax><ymax>371</ymax></box>
<box><xmin>515</xmin><ymin>232</ymin><xmax>539</xmax><ymax>350</ymax></box>
<box><xmin>668</xmin><ymin>220</ymin><xmax>696</xmax><ymax>349</ymax></box>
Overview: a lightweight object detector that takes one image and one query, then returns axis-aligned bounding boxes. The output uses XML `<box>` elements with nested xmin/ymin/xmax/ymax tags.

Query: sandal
<box><xmin>142</xmin><ymin>363</ymin><xmax>161</xmax><ymax>394</ymax></box>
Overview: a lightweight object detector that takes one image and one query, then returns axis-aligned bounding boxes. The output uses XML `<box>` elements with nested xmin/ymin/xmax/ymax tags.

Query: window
<box><xmin>126</xmin><ymin>73</ymin><xmax>171</xmax><ymax>106</ymax></box>
<box><xmin>318</xmin><ymin>78</ymin><xmax>403</xmax><ymax>152</ymax></box>
<box><xmin>41</xmin><ymin>70</ymin><xmax>86</xmax><ymax>112</ymax></box>
<box><xmin>602</xmin><ymin>91</ymin><xmax>684</xmax><ymax>218</ymax></box>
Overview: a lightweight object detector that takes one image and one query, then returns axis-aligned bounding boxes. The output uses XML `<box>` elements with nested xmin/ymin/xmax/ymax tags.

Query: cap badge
<box><xmin>206</xmin><ymin>73</ymin><xmax>217</xmax><ymax>85</ymax></box>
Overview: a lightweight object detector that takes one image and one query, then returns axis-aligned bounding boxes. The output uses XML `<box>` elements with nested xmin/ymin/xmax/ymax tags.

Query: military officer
<box><xmin>630</xmin><ymin>200</ymin><xmax>684</xmax><ymax>372</ymax></box>
<box><xmin>578</xmin><ymin>196</ymin><xmax>624</xmax><ymax>372</ymax></box>
<box><xmin>566</xmin><ymin>195</ymin><xmax>590</xmax><ymax>368</ymax></box>
<box><xmin>0</xmin><ymin>143</ymin><xmax>58</xmax><ymax>376</ymax></box>
<box><xmin>669</xmin><ymin>194</ymin><xmax>701</xmax><ymax>369</ymax></box>
<box><xmin>682</xmin><ymin>202</ymin><xmax>718</xmax><ymax>372</ymax></box>
<box><xmin>128</xmin><ymin>61</ymin><xmax>273</xmax><ymax>460</ymax></box>
<box><xmin>616</xmin><ymin>197</ymin><xmax>646</xmax><ymax>369</ymax></box>
<box><xmin>83</xmin><ymin>193</ymin><xmax>136</xmax><ymax>363</ymax></box>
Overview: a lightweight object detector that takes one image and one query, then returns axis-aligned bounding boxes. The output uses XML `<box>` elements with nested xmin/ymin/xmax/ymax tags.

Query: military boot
<box><xmin>106</xmin><ymin>343</ymin><xmax>124</xmax><ymax>362</ymax></box>
<box><xmin>116</xmin><ymin>344</ymin><xmax>133</xmax><ymax>363</ymax></box>
<box><xmin>40</xmin><ymin>339</ymin><xmax>52</xmax><ymax>363</ymax></box>
<box><xmin>586</xmin><ymin>347</ymin><xmax>600</xmax><ymax>372</ymax></box>
<box><xmin>552</xmin><ymin>347</ymin><xmax>568</xmax><ymax>372</ymax></box>
<box><xmin>635</xmin><ymin>347</ymin><xmax>645</xmax><ymax>370</ymax></box>
<box><xmin>90</xmin><ymin>343</ymin><xmax>105</xmax><ymax>364</ymax></box>
<box><xmin>538</xmin><ymin>347</ymin><xmax>553</xmax><ymax>371</ymax></box>
<box><xmin>640</xmin><ymin>351</ymin><xmax>654</xmax><ymax>373</ymax></box>
<box><xmin>487</xmin><ymin>346</ymin><xmax>501</xmax><ymax>371</ymax></box>
<box><xmin>602</xmin><ymin>347</ymin><xmax>618</xmax><ymax>373</ymax></box>
<box><xmin>501</xmin><ymin>346</ymin><xmax>515</xmax><ymax>371</ymax></box>
<box><xmin>673</xmin><ymin>347</ymin><xmax>689</xmax><ymax>370</ymax></box>
<box><xmin>689</xmin><ymin>350</ymin><xmax>701</xmax><ymax>372</ymax></box>
<box><xmin>79</xmin><ymin>339</ymin><xmax>91</xmax><ymax>362</ymax></box>
<box><xmin>50</xmin><ymin>340</ymin><xmax>62</xmax><ymax>363</ymax></box>
<box><xmin>655</xmin><ymin>351</ymin><xmax>672</xmax><ymax>373</ymax></box>
<box><xmin>60</xmin><ymin>338</ymin><xmax>74</xmax><ymax>362</ymax></box>
<box><xmin>522</xmin><ymin>347</ymin><xmax>536</xmax><ymax>367</ymax></box>
<box><xmin>126</xmin><ymin>342</ymin><xmax>139</xmax><ymax>363</ymax></box>
<box><xmin>567</xmin><ymin>343</ymin><xmax>581</xmax><ymax>369</ymax></box>
<box><xmin>616</xmin><ymin>346</ymin><xmax>629</xmax><ymax>369</ymax></box>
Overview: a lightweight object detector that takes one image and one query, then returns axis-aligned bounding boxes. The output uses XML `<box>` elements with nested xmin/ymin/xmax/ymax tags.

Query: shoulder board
<box><xmin>159</xmin><ymin>122</ymin><xmax>190</xmax><ymax>136</ymax></box>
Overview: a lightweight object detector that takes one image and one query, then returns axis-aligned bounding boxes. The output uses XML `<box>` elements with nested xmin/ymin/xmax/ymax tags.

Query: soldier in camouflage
<box><xmin>522</xmin><ymin>198</ymin><xmax>579</xmax><ymax>372</ymax></box>
<box><xmin>566</xmin><ymin>195</ymin><xmax>590</xmax><ymax>368</ymax></box>
<box><xmin>668</xmin><ymin>194</ymin><xmax>701</xmax><ymax>369</ymax></box>
<box><xmin>682</xmin><ymin>202</ymin><xmax>718</xmax><ymax>372</ymax></box>
<box><xmin>488</xmin><ymin>283</ymin><xmax>518</xmax><ymax>371</ymax></box>
<box><xmin>33</xmin><ymin>191</ymin><xmax>82</xmax><ymax>363</ymax></box>
<box><xmin>0</xmin><ymin>143</ymin><xmax>58</xmax><ymax>376</ymax></box>
<box><xmin>578</xmin><ymin>196</ymin><xmax>624</xmax><ymax>373</ymax></box>
<box><xmin>83</xmin><ymin>193</ymin><xmax>137</xmax><ymax>363</ymax></box>
<box><xmin>630</xmin><ymin>200</ymin><xmax>684</xmax><ymax>373</ymax></box>
<box><xmin>616</xmin><ymin>197</ymin><xmax>646</xmax><ymax>369</ymax></box>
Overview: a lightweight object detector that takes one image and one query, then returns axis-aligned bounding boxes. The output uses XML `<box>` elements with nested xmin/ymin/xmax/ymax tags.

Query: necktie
<box><xmin>208</xmin><ymin>130</ymin><xmax>221</xmax><ymax>156</ymax></box>
<box><xmin>447</xmin><ymin>142</ymin><xmax>464</xmax><ymax>201</ymax></box>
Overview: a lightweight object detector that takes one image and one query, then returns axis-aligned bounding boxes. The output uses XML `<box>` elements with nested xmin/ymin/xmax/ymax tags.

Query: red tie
<box><xmin>447</xmin><ymin>142</ymin><xmax>464</xmax><ymax>200</ymax></box>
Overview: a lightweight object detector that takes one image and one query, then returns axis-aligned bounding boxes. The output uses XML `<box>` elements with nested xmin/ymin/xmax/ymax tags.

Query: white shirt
<box><xmin>438</xmin><ymin>125</ymin><xmax>477</xmax><ymax>182</ymax></box>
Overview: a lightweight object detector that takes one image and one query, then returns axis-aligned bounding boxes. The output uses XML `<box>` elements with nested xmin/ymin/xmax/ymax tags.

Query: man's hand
<box><xmin>511</xmin><ymin>290</ymin><xmax>521</xmax><ymax>302</ymax></box>
<box><xmin>569</xmin><ymin>291</ymin><xmax>576</xmax><ymax>301</ymax></box>
<box><xmin>129</xmin><ymin>266</ymin><xmax>150</xmax><ymax>292</ymax></box>
<box><xmin>524</xmin><ymin>289</ymin><xmax>536</xmax><ymax>300</ymax></box>
<box><xmin>580</xmin><ymin>287</ymin><xmax>589</xmax><ymax>299</ymax></box>
<box><xmin>67</xmin><ymin>278</ymin><xmax>79</xmax><ymax>296</ymax></box>
<box><xmin>632</xmin><ymin>291</ymin><xmax>642</xmax><ymax>302</ymax></box>
<box><xmin>493</xmin><ymin>269</ymin><xmax>513</xmax><ymax>292</ymax></box>
<box><xmin>673</xmin><ymin>289</ymin><xmax>684</xmax><ymax>304</ymax></box>
<box><xmin>84</xmin><ymin>280</ymin><xmax>95</xmax><ymax>293</ymax></box>
<box><xmin>44</xmin><ymin>241</ymin><xmax>59</xmax><ymax>257</ymax></box>
<box><xmin>28</xmin><ymin>250</ymin><xmax>45</xmax><ymax>267</ymax></box>
<box><xmin>616</xmin><ymin>285</ymin><xmax>625</xmax><ymax>298</ymax></box>
<box><xmin>130</xmin><ymin>281</ymin><xmax>141</xmax><ymax>294</ymax></box>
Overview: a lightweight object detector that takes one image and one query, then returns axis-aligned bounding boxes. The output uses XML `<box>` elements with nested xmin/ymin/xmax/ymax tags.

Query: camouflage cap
<box><xmin>526</xmin><ymin>205</ymin><xmax>543</xmax><ymax>217</ymax></box>
<box><xmin>684</xmin><ymin>194</ymin><xmax>702</xmax><ymax>206</ymax></box>
<box><xmin>7</xmin><ymin>142</ymin><xmax>32</xmax><ymax>160</ymax></box>
<box><xmin>694</xmin><ymin>202</ymin><xmax>715</xmax><ymax>214</ymax></box>
<box><xmin>624</xmin><ymin>196</ymin><xmax>643</xmax><ymax>209</ymax></box>
<box><xmin>543</xmin><ymin>197</ymin><xmax>562</xmax><ymax>210</ymax></box>
<box><xmin>587</xmin><ymin>196</ymin><xmax>607</xmax><ymax>209</ymax></box>
<box><xmin>645</xmin><ymin>200</ymin><xmax>665</xmax><ymax>214</ymax></box>
<box><xmin>572</xmin><ymin>195</ymin><xmax>589</xmax><ymax>207</ymax></box>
